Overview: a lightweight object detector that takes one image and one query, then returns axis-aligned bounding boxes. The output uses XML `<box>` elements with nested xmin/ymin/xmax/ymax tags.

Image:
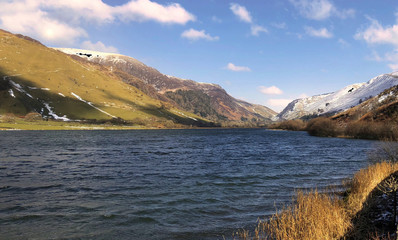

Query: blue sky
<box><xmin>1</xmin><ymin>0</ymin><xmax>398</xmax><ymax>112</ymax></box>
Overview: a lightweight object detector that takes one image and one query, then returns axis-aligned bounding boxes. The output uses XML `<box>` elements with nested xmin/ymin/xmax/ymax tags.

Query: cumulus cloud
<box><xmin>181</xmin><ymin>29</ymin><xmax>219</xmax><ymax>41</ymax></box>
<box><xmin>355</xmin><ymin>17</ymin><xmax>398</xmax><ymax>46</ymax></box>
<box><xmin>251</xmin><ymin>25</ymin><xmax>268</xmax><ymax>36</ymax></box>
<box><xmin>0</xmin><ymin>0</ymin><xmax>195</xmax><ymax>46</ymax></box>
<box><xmin>115</xmin><ymin>0</ymin><xmax>195</xmax><ymax>24</ymax></box>
<box><xmin>355</xmin><ymin>16</ymin><xmax>398</xmax><ymax>71</ymax></box>
<box><xmin>267</xmin><ymin>99</ymin><xmax>292</xmax><ymax>112</ymax></box>
<box><xmin>230</xmin><ymin>3</ymin><xmax>252</xmax><ymax>23</ymax></box>
<box><xmin>81</xmin><ymin>40</ymin><xmax>119</xmax><ymax>53</ymax></box>
<box><xmin>226</xmin><ymin>63</ymin><xmax>251</xmax><ymax>72</ymax></box>
<box><xmin>229</xmin><ymin>3</ymin><xmax>267</xmax><ymax>37</ymax></box>
<box><xmin>305</xmin><ymin>26</ymin><xmax>333</xmax><ymax>38</ymax></box>
<box><xmin>289</xmin><ymin>0</ymin><xmax>355</xmax><ymax>20</ymax></box>
<box><xmin>0</xmin><ymin>0</ymin><xmax>87</xmax><ymax>45</ymax></box>
<box><xmin>259</xmin><ymin>86</ymin><xmax>283</xmax><ymax>95</ymax></box>
<box><xmin>388</xmin><ymin>63</ymin><xmax>398</xmax><ymax>71</ymax></box>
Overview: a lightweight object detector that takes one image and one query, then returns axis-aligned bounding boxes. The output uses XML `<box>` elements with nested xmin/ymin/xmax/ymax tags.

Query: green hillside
<box><xmin>0</xmin><ymin>30</ymin><xmax>214</xmax><ymax>128</ymax></box>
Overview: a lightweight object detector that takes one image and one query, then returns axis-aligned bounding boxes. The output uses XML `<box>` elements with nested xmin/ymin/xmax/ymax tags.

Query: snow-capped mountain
<box><xmin>278</xmin><ymin>72</ymin><xmax>398</xmax><ymax>120</ymax></box>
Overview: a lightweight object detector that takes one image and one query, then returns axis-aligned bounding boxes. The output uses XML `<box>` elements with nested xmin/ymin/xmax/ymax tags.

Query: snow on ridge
<box><xmin>278</xmin><ymin>72</ymin><xmax>398</xmax><ymax>120</ymax></box>
<box><xmin>43</xmin><ymin>102</ymin><xmax>70</xmax><ymax>121</ymax></box>
<box><xmin>71</xmin><ymin>92</ymin><xmax>117</xmax><ymax>118</ymax></box>
<box><xmin>8</xmin><ymin>89</ymin><xmax>15</xmax><ymax>98</ymax></box>
<box><xmin>54</xmin><ymin>48</ymin><xmax>122</xmax><ymax>58</ymax></box>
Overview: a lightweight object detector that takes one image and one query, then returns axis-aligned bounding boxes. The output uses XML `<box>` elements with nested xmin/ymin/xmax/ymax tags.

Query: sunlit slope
<box><xmin>0</xmin><ymin>30</ymin><xmax>207</xmax><ymax>125</ymax></box>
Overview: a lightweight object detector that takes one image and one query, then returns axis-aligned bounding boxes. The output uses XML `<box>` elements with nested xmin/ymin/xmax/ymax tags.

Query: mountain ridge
<box><xmin>277</xmin><ymin>72</ymin><xmax>398</xmax><ymax>120</ymax></box>
<box><xmin>0</xmin><ymin>29</ymin><xmax>216</xmax><ymax>128</ymax></box>
<box><xmin>55</xmin><ymin>48</ymin><xmax>277</xmax><ymax>124</ymax></box>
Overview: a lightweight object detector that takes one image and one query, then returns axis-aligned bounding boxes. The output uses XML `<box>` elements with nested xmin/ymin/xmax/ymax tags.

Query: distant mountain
<box><xmin>56</xmin><ymin>48</ymin><xmax>277</xmax><ymax>124</ymax></box>
<box><xmin>332</xmin><ymin>84</ymin><xmax>398</xmax><ymax>123</ymax></box>
<box><xmin>0</xmin><ymin>29</ymin><xmax>214</xmax><ymax>127</ymax></box>
<box><xmin>277</xmin><ymin>72</ymin><xmax>398</xmax><ymax>120</ymax></box>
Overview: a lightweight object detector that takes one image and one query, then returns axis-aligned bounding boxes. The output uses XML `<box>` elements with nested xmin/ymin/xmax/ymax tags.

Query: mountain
<box><xmin>55</xmin><ymin>48</ymin><xmax>277</xmax><ymax>124</ymax></box>
<box><xmin>277</xmin><ymin>72</ymin><xmax>398</xmax><ymax>120</ymax></box>
<box><xmin>332</xmin><ymin>84</ymin><xmax>398</xmax><ymax>123</ymax></box>
<box><xmin>0</xmin><ymin>29</ymin><xmax>214</xmax><ymax>127</ymax></box>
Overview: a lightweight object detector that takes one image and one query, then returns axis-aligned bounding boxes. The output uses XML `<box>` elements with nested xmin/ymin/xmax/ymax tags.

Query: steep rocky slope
<box><xmin>278</xmin><ymin>72</ymin><xmax>398</xmax><ymax>120</ymax></box>
<box><xmin>56</xmin><ymin>48</ymin><xmax>277</xmax><ymax>124</ymax></box>
<box><xmin>0</xmin><ymin>29</ymin><xmax>211</xmax><ymax>127</ymax></box>
<box><xmin>332</xmin><ymin>84</ymin><xmax>398</xmax><ymax>123</ymax></box>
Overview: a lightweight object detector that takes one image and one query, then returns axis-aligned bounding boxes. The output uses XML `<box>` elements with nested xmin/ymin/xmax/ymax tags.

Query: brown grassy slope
<box><xmin>0</xmin><ymin>29</ymin><xmax>209</xmax><ymax>126</ymax></box>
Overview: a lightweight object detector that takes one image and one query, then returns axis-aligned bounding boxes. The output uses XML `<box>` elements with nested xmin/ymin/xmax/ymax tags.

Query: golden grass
<box><xmin>345</xmin><ymin>161</ymin><xmax>398</xmax><ymax>216</ymax></box>
<box><xmin>257</xmin><ymin>190</ymin><xmax>350</xmax><ymax>240</ymax></box>
<box><xmin>236</xmin><ymin>161</ymin><xmax>398</xmax><ymax>240</ymax></box>
<box><xmin>0</xmin><ymin>30</ymin><xmax>208</xmax><ymax>125</ymax></box>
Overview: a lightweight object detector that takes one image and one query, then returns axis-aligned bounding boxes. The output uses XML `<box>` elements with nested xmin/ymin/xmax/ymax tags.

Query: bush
<box><xmin>24</xmin><ymin>112</ymin><xmax>42</xmax><ymax>122</ymax></box>
<box><xmin>270</xmin><ymin>119</ymin><xmax>306</xmax><ymax>131</ymax></box>
<box><xmin>345</xmin><ymin>121</ymin><xmax>398</xmax><ymax>141</ymax></box>
<box><xmin>305</xmin><ymin>117</ymin><xmax>342</xmax><ymax>137</ymax></box>
<box><xmin>1</xmin><ymin>113</ymin><xmax>16</xmax><ymax>123</ymax></box>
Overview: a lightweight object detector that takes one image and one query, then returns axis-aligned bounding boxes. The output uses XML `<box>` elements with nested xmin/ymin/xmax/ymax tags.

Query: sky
<box><xmin>1</xmin><ymin>0</ymin><xmax>398</xmax><ymax>112</ymax></box>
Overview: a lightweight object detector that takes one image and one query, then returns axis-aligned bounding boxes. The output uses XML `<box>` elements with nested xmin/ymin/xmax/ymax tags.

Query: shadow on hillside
<box><xmin>343</xmin><ymin>172</ymin><xmax>398</xmax><ymax>239</ymax></box>
<box><xmin>0</xmin><ymin>68</ymin><xmax>111</xmax><ymax>120</ymax></box>
<box><xmin>102</xmin><ymin>88</ymin><xmax>220</xmax><ymax>127</ymax></box>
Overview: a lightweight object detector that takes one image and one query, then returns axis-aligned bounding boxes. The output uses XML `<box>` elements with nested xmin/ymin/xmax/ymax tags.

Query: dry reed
<box><xmin>236</xmin><ymin>161</ymin><xmax>398</xmax><ymax>240</ymax></box>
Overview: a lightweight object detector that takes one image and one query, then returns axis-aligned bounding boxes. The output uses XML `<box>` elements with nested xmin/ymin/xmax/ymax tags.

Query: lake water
<box><xmin>0</xmin><ymin>129</ymin><xmax>378</xmax><ymax>239</ymax></box>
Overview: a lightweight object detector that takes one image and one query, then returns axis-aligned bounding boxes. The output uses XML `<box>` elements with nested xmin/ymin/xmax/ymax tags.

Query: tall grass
<box><xmin>235</xmin><ymin>160</ymin><xmax>398</xmax><ymax>240</ymax></box>
<box><xmin>257</xmin><ymin>190</ymin><xmax>350</xmax><ymax>240</ymax></box>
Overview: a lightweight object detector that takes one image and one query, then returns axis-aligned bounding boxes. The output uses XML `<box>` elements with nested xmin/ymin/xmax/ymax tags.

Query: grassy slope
<box><xmin>0</xmin><ymin>30</ymin><xmax>209</xmax><ymax>127</ymax></box>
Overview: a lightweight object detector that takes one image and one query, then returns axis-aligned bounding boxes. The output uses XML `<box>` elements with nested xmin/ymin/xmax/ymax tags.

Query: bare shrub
<box><xmin>1</xmin><ymin>113</ymin><xmax>16</xmax><ymax>123</ymax></box>
<box><xmin>306</xmin><ymin>117</ymin><xmax>342</xmax><ymax>137</ymax></box>
<box><xmin>24</xmin><ymin>112</ymin><xmax>42</xmax><ymax>122</ymax></box>
<box><xmin>345</xmin><ymin>121</ymin><xmax>398</xmax><ymax>141</ymax></box>
<box><xmin>270</xmin><ymin>119</ymin><xmax>306</xmax><ymax>131</ymax></box>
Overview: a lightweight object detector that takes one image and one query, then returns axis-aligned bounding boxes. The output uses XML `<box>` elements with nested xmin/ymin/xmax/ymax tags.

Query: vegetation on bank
<box><xmin>235</xmin><ymin>142</ymin><xmax>398</xmax><ymax>239</ymax></box>
<box><xmin>0</xmin><ymin>112</ymin><xmax>222</xmax><ymax>130</ymax></box>
<box><xmin>270</xmin><ymin>117</ymin><xmax>398</xmax><ymax>141</ymax></box>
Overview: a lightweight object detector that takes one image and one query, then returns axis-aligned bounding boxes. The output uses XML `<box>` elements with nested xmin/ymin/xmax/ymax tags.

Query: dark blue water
<box><xmin>0</xmin><ymin>129</ymin><xmax>377</xmax><ymax>239</ymax></box>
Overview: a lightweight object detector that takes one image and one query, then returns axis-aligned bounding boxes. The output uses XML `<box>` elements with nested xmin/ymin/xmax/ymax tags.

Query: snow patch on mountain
<box><xmin>8</xmin><ymin>89</ymin><xmax>15</xmax><ymax>98</ymax></box>
<box><xmin>278</xmin><ymin>72</ymin><xmax>398</xmax><ymax>120</ymax></box>
<box><xmin>43</xmin><ymin>102</ymin><xmax>70</xmax><ymax>121</ymax></box>
<box><xmin>71</xmin><ymin>92</ymin><xmax>116</xmax><ymax>118</ymax></box>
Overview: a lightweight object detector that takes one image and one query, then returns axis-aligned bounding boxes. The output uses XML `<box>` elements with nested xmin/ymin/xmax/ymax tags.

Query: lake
<box><xmin>0</xmin><ymin>129</ymin><xmax>378</xmax><ymax>239</ymax></box>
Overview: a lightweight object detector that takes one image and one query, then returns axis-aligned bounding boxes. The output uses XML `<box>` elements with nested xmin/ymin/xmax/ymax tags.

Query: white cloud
<box><xmin>298</xmin><ymin>93</ymin><xmax>309</xmax><ymax>98</ymax></box>
<box><xmin>259</xmin><ymin>86</ymin><xmax>283</xmax><ymax>95</ymax></box>
<box><xmin>305</xmin><ymin>26</ymin><xmax>333</xmax><ymax>38</ymax></box>
<box><xmin>388</xmin><ymin>63</ymin><xmax>398</xmax><ymax>71</ymax></box>
<box><xmin>289</xmin><ymin>0</ymin><xmax>354</xmax><ymax>20</ymax></box>
<box><xmin>0</xmin><ymin>1</ymin><xmax>87</xmax><ymax>46</ymax></box>
<box><xmin>355</xmin><ymin>17</ymin><xmax>398</xmax><ymax>46</ymax></box>
<box><xmin>271</xmin><ymin>22</ymin><xmax>287</xmax><ymax>29</ymax></box>
<box><xmin>267</xmin><ymin>99</ymin><xmax>292</xmax><ymax>112</ymax></box>
<box><xmin>226</xmin><ymin>63</ymin><xmax>251</xmax><ymax>72</ymax></box>
<box><xmin>115</xmin><ymin>0</ymin><xmax>195</xmax><ymax>24</ymax></box>
<box><xmin>81</xmin><ymin>41</ymin><xmax>119</xmax><ymax>53</ymax></box>
<box><xmin>0</xmin><ymin>0</ymin><xmax>195</xmax><ymax>46</ymax></box>
<box><xmin>335</xmin><ymin>8</ymin><xmax>356</xmax><ymax>19</ymax></box>
<box><xmin>338</xmin><ymin>38</ymin><xmax>349</xmax><ymax>47</ymax></box>
<box><xmin>355</xmin><ymin>16</ymin><xmax>398</xmax><ymax>71</ymax></box>
<box><xmin>181</xmin><ymin>29</ymin><xmax>219</xmax><ymax>41</ymax></box>
<box><xmin>230</xmin><ymin>3</ymin><xmax>252</xmax><ymax>23</ymax></box>
<box><xmin>251</xmin><ymin>25</ymin><xmax>268</xmax><ymax>36</ymax></box>
<box><xmin>211</xmin><ymin>16</ymin><xmax>222</xmax><ymax>23</ymax></box>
